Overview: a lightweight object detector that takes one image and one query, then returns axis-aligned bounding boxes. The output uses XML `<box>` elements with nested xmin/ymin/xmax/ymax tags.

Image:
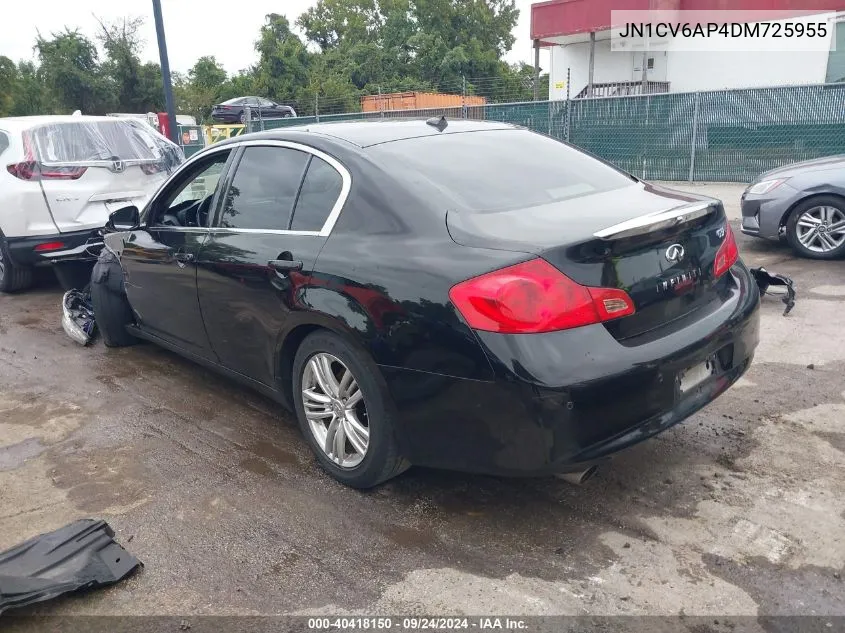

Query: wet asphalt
<box><xmin>0</xmin><ymin>184</ymin><xmax>843</xmax><ymax>620</ymax></box>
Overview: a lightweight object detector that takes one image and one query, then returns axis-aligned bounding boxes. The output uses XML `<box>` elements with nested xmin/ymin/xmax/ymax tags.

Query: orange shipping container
<box><xmin>361</xmin><ymin>91</ymin><xmax>486</xmax><ymax>112</ymax></box>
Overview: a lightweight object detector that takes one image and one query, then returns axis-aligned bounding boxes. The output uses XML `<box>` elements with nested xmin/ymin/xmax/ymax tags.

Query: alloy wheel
<box><xmin>302</xmin><ymin>353</ymin><xmax>370</xmax><ymax>468</ymax></box>
<box><xmin>795</xmin><ymin>206</ymin><xmax>845</xmax><ymax>253</ymax></box>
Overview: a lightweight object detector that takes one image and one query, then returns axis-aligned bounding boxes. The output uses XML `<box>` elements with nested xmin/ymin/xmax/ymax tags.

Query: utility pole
<box><xmin>533</xmin><ymin>39</ymin><xmax>540</xmax><ymax>101</ymax></box>
<box><xmin>152</xmin><ymin>0</ymin><xmax>177</xmax><ymax>143</ymax></box>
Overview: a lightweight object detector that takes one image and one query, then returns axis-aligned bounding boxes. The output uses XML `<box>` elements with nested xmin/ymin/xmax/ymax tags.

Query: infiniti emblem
<box><xmin>665</xmin><ymin>244</ymin><xmax>685</xmax><ymax>263</ymax></box>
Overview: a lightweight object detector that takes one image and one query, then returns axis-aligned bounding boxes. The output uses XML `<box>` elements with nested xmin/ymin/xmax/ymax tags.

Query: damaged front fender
<box><xmin>0</xmin><ymin>519</ymin><xmax>141</xmax><ymax>614</ymax></box>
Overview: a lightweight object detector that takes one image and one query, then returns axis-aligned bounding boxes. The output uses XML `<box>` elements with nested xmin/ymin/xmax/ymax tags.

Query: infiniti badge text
<box><xmin>658</xmin><ymin>268</ymin><xmax>702</xmax><ymax>293</ymax></box>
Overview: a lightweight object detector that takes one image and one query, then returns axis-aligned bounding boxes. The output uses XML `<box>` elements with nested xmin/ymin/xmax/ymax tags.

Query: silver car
<box><xmin>740</xmin><ymin>155</ymin><xmax>845</xmax><ymax>259</ymax></box>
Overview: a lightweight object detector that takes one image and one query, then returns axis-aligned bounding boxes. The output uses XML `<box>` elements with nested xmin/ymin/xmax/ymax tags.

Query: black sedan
<box><xmin>211</xmin><ymin>97</ymin><xmax>297</xmax><ymax>124</ymax></box>
<box><xmin>92</xmin><ymin>120</ymin><xmax>760</xmax><ymax>488</ymax></box>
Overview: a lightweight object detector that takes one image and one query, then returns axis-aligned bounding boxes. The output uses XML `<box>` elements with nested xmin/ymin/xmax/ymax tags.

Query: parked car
<box><xmin>741</xmin><ymin>156</ymin><xmax>845</xmax><ymax>259</ymax></box>
<box><xmin>0</xmin><ymin>115</ymin><xmax>184</xmax><ymax>292</ymax></box>
<box><xmin>92</xmin><ymin>120</ymin><xmax>759</xmax><ymax>488</ymax></box>
<box><xmin>211</xmin><ymin>97</ymin><xmax>297</xmax><ymax>124</ymax></box>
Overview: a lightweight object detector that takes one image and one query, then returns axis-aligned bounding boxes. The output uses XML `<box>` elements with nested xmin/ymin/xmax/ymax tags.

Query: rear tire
<box><xmin>292</xmin><ymin>331</ymin><xmax>410</xmax><ymax>488</ymax></box>
<box><xmin>785</xmin><ymin>196</ymin><xmax>845</xmax><ymax>260</ymax></box>
<box><xmin>90</xmin><ymin>249</ymin><xmax>137</xmax><ymax>347</ymax></box>
<box><xmin>0</xmin><ymin>235</ymin><xmax>34</xmax><ymax>293</ymax></box>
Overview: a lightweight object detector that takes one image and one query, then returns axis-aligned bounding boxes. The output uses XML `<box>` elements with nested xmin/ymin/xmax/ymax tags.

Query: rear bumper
<box><xmin>382</xmin><ymin>264</ymin><xmax>760</xmax><ymax>476</ymax></box>
<box><xmin>6</xmin><ymin>229</ymin><xmax>103</xmax><ymax>266</ymax></box>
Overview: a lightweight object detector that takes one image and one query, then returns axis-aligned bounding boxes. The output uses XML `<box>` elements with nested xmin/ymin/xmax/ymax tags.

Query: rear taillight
<box><xmin>713</xmin><ymin>224</ymin><xmax>739</xmax><ymax>278</ymax></box>
<box><xmin>7</xmin><ymin>161</ymin><xmax>37</xmax><ymax>180</ymax></box>
<box><xmin>39</xmin><ymin>166</ymin><xmax>87</xmax><ymax>180</ymax></box>
<box><xmin>9</xmin><ymin>131</ymin><xmax>86</xmax><ymax>180</ymax></box>
<box><xmin>33</xmin><ymin>241</ymin><xmax>66</xmax><ymax>253</ymax></box>
<box><xmin>6</xmin><ymin>162</ymin><xmax>86</xmax><ymax>181</ymax></box>
<box><xmin>449</xmin><ymin>258</ymin><xmax>635</xmax><ymax>334</ymax></box>
<box><xmin>141</xmin><ymin>162</ymin><xmax>164</xmax><ymax>175</ymax></box>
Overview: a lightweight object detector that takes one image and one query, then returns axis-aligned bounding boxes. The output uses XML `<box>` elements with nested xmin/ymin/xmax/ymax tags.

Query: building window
<box><xmin>647</xmin><ymin>57</ymin><xmax>654</xmax><ymax>70</ymax></box>
<box><xmin>827</xmin><ymin>20</ymin><xmax>845</xmax><ymax>83</ymax></box>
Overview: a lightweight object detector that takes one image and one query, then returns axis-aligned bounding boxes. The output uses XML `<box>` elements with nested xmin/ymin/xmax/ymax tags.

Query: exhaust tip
<box><xmin>556</xmin><ymin>465</ymin><xmax>598</xmax><ymax>485</ymax></box>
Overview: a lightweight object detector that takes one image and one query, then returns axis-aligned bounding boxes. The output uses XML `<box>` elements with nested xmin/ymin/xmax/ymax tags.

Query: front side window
<box><xmin>219</xmin><ymin>146</ymin><xmax>309</xmax><ymax>231</ymax></box>
<box><xmin>149</xmin><ymin>151</ymin><xmax>230</xmax><ymax>227</ymax></box>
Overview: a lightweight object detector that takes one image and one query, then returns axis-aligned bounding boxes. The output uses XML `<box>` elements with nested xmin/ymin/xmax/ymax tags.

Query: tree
<box><xmin>11</xmin><ymin>62</ymin><xmax>45</xmax><ymax>116</ymax></box>
<box><xmin>0</xmin><ymin>56</ymin><xmax>17</xmax><ymax>116</ymax></box>
<box><xmin>173</xmin><ymin>56</ymin><xmax>229</xmax><ymax>123</ymax></box>
<box><xmin>96</xmin><ymin>17</ymin><xmax>164</xmax><ymax>113</ymax></box>
<box><xmin>295</xmin><ymin>0</ymin><xmax>520</xmax><ymax>98</ymax></box>
<box><xmin>35</xmin><ymin>29</ymin><xmax>108</xmax><ymax>114</ymax></box>
<box><xmin>254</xmin><ymin>14</ymin><xmax>311</xmax><ymax>105</ymax></box>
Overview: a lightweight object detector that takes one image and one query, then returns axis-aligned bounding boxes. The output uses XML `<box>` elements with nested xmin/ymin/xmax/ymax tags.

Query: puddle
<box><xmin>240</xmin><ymin>457</ymin><xmax>275</xmax><ymax>477</ymax></box>
<box><xmin>0</xmin><ymin>438</ymin><xmax>45</xmax><ymax>471</ymax></box>
<box><xmin>250</xmin><ymin>440</ymin><xmax>299</xmax><ymax>465</ymax></box>
<box><xmin>383</xmin><ymin>524</ymin><xmax>436</xmax><ymax>548</ymax></box>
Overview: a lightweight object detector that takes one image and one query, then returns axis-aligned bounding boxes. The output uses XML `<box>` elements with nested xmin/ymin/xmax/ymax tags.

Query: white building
<box><xmin>531</xmin><ymin>0</ymin><xmax>845</xmax><ymax>99</ymax></box>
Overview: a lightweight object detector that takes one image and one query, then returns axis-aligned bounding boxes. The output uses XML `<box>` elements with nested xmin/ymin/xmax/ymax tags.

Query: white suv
<box><xmin>0</xmin><ymin>115</ymin><xmax>184</xmax><ymax>292</ymax></box>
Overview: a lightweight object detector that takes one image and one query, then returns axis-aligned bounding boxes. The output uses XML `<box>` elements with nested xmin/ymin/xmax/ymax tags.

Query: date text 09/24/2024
<box><xmin>307</xmin><ymin>617</ymin><xmax>528</xmax><ymax>630</ymax></box>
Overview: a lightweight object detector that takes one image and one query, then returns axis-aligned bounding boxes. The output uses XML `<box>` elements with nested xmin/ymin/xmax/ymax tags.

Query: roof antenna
<box><xmin>426</xmin><ymin>115</ymin><xmax>448</xmax><ymax>132</ymax></box>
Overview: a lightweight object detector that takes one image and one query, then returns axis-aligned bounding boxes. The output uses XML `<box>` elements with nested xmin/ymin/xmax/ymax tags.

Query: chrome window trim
<box><xmin>150</xmin><ymin>140</ymin><xmax>351</xmax><ymax>237</ymax></box>
<box><xmin>223</xmin><ymin>140</ymin><xmax>351</xmax><ymax>237</ymax></box>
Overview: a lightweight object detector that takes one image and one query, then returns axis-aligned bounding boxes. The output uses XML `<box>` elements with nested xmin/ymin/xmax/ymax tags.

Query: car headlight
<box><xmin>747</xmin><ymin>178</ymin><xmax>786</xmax><ymax>195</ymax></box>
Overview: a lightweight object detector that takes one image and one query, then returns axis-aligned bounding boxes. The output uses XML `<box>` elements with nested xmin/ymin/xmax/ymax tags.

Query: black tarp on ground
<box><xmin>0</xmin><ymin>519</ymin><xmax>141</xmax><ymax>614</ymax></box>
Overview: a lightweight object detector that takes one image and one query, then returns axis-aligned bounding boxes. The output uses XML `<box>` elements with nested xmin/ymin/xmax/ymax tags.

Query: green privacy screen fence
<box><xmin>249</xmin><ymin>83</ymin><xmax>845</xmax><ymax>183</ymax></box>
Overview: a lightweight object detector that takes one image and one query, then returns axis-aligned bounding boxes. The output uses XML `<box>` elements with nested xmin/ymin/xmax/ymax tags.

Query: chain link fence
<box><xmin>242</xmin><ymin>81</ymin><xmax>845</xmax><ymax>183</ymax></box>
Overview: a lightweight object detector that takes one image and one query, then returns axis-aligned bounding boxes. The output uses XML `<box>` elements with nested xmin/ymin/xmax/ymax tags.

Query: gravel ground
<box><xmin>0</xmin><ymin>182</ymin><xmax>842</xmax><ymax>623</ymax></box>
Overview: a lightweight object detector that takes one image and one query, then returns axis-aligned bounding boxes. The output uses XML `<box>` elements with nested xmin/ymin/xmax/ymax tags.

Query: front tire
<box><xmin>0</xmin><ymin>235</ymin><xmax>34</xmax><ymax>293</ymax></box>
<box><xmin>292</xmin><ymin>331</ymin><xmax>409</xmax><ymax>488</ymax></box>
<box><xmin>785</xmin><ymin>196</ymin><xmax>845</xmax><ymax>259</ymax></box>
<box><xmin>90</xmin><ymin>249</ymin><xmax>137</xmax><ymax>347</ymax></box>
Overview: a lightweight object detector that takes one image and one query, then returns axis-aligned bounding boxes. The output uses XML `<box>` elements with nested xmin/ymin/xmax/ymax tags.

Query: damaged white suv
<box><xmin>0</xmin><ymin>115</ymin><xmax>183</xmax><ymax>292</ymax></box>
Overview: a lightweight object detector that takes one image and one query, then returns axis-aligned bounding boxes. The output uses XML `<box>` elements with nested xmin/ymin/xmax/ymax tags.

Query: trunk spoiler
<box><xmin>593</xmin><ymin>201</ymin><xmax>718</xmax><ymax>240</ymax></box>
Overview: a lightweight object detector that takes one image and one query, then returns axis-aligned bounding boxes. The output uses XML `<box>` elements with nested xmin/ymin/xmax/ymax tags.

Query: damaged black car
<box><xmin>91</xmin><ymin>121</ymin><xmax>760</xmax><ymax>488</ymax></box>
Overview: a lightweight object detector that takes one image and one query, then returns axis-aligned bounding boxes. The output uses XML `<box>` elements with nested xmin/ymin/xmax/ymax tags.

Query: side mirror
<box><xmin>106</xmin><ymin>205</ymin><xmax>140</xmax><ymax>232</ymax></box>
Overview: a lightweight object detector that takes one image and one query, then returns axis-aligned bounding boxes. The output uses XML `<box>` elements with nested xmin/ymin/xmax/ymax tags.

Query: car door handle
<box><xmin>174</xmin><ymin>252</ymin><xmax>194</xmax><ymax>264</ymax></box>
<box><xmin>268</xmin><ymin>259</ymin><xmax>303</xmax><ymax>272</ymax></box>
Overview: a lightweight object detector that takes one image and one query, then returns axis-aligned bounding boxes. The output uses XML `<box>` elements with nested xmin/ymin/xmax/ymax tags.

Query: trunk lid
<box><xmin>27</xmin><ymin>118</ymin><xmax>182</xmax><ymax>233</ymax></box>
<box><xmin>447</xmin><ymin>182</ymin><xmax>732</xmax><ymax>341</ymax></box>
<box><xmin>41</xmin><ymin>166</ymin><xmax>167</xmax><ymax>233</ymax></box>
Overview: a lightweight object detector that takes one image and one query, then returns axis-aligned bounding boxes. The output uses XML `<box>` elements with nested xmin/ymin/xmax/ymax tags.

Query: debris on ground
<box><xmin>61</xmin><ymin>288</ymin><xmax>96</xmax><ymax>346</ymax></box>
<box><xmin>749</xmin><ymin>267</ymin><xmax>796</xmax><ymax>316</ymax></box>
<box><xmin>0</xmin><ymin>519</ymin><xmax>141</xmax><ymax>614</ymax></box>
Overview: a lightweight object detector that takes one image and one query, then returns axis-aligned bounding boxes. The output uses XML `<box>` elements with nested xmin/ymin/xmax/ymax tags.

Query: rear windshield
<box><xmin>30</xmin><ymin>119</ymin><xmax>175</xmax><ymax>164</ymax></box>
<box><xmin>369</xmin><ymin>129</ymin><xmax>635</xmax><ymax>213</ymax></box>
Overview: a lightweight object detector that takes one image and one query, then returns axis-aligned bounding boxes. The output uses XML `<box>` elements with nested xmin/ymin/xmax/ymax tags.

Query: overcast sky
<box><xmin>0</xmin><ymin>0</ymin><xmax>545</xmax><ymax>75</ymax></box>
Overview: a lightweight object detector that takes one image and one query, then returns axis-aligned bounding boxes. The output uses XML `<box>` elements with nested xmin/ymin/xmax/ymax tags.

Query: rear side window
<box><xmin>219</xmin><ymin>146</ymin><xmax>309</xmax><ymax>230</ymax></box>
<box><xmin>0</xmin><ymin>132</ymin><xmax>8</xmax><ymax>157</ymax></box>
<box><xmin>370</xmin><ymin>129</ymin><xmax>634</xmax><ymax>213</ymax></box>
<box><xmin>290</xmin><ymin>157</ymin><xmax>344</xmax><ymax>232</ymax></box>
